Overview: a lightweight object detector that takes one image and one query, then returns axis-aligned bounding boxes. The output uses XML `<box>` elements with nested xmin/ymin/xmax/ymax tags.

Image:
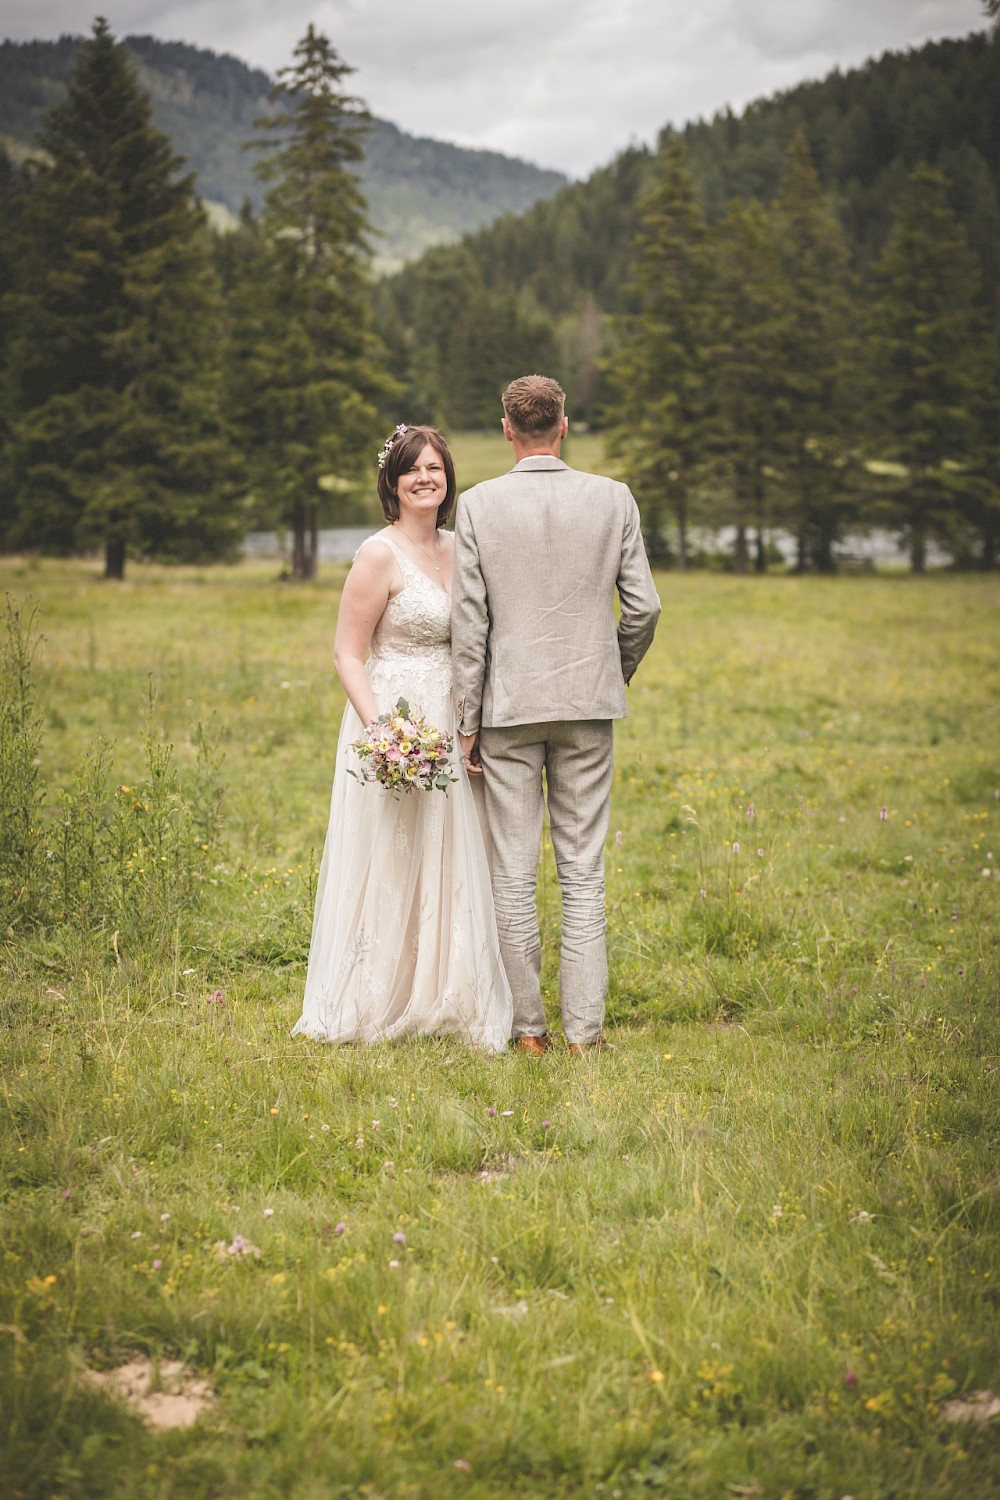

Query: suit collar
<box><xmin>511</xmin><ymin>455</ymin><xmax>568</xmax><ymax>472</ymax></box>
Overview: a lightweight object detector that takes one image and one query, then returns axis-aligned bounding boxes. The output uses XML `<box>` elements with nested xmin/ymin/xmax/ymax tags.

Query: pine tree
<box><xmin>6</xmin><ymin>19</ymin><xmax>239</xmax><ymax>578</ymax></box>
<box><xmin>604</xmin><ymin>141</ymin><xmax>720</xmax><ymax>567</ymax></box>
<box><xmin>868</xmin><ymin>163</ymin><xmax>997</xmax><ymax>570</ymax></box>
<box><xmin>771</xmin><ymin>131</ymin><xmax>858</xmax><ymax>573</ymax></box>
<box><xmin>713</xmin><ymin>199</ymin><xmax>788</xmax><ymax>572</ymax></box>
<box><xmin>230</xmin><ymin>26</ymin><xmax>393</xmax><ymax>580</ymax></box>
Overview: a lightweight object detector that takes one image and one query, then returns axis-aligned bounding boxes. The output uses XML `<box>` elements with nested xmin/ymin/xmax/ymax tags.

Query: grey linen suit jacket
<box><xmin>451</xmin><ymin>456</ymin><xmax>661</xmax><ymax>734</ymax></box>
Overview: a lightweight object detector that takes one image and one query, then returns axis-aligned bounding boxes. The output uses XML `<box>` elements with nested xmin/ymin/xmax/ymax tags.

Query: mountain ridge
<box><xmin>0</xmin><ymin>32</ymin><xmax>568</xmax><ymax>270</ymax></box>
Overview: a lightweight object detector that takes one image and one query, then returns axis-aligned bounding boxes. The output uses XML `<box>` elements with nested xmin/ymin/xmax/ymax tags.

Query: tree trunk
<box><xmin>795</xmin><ymin>526</ymin><xmax>808</xmax><ymax>574</ymax></box>
<box><xmin>911</xmin><ymin>524</ymin><xmax>927</xmax><ymax>574</ymax></box>
<box><xmin>291</xmin><ymin>498</ymin><xmax>308</xmax><ymax>581</ymax></box>
<box><xmin>733</xmin><ymin>521</ymin><xmax>749</xmax><ymax>574</ymax></box>
<box><xmin>675</xmin><ymin>493</ymin><xmax>688</xmax><ymax>572</ymax></box>
<box><xmin>754</xmin><ymin>474</ymin><xmax>768</xmax><ymax>573</ymax></box>
<box><xmin>105</xmin><ymin>538</ymin><xmax>125</xmax><ymax>580</ymax></box>
<box><xmin>981</xmin><ymin>515</ymin><xmax>997</xmax><ymax>571</ymax></box>
<box><xmin>306</xmin><ymin>501</ymin><xmax>319</xmax><ymax>581</ymax></box>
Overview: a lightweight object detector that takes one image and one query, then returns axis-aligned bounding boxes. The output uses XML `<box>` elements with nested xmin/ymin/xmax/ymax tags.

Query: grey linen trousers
<box><xmin>478</xmin><ymin>719</ymin><xmax>614</xmax><ymax>1045</ymax></box>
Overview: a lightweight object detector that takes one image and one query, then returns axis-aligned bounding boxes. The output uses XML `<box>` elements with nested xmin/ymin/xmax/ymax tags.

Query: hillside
<box><xmin>0</xmin><ymin>34</ymin><xmax>567</xmax><ymax>270</ymax></box>
<box><xmin>377</xmin><ymin>28</ymin><xmax>999</xmax><ymax>425</ymax></box>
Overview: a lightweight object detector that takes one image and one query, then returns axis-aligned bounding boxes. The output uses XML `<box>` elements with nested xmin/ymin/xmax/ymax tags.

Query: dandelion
<box><xmin>269</xmin><ymin>1106</ymin><xmax>279</xmax><ymax>1116</ymax></box>
<box><xmin>649</xmin><ymin>1369</ymin><xmax>665</xmax><ymax>1383</ymax></box>
<box><xmin>393</xmin><ymin>1232</ymin><xmax>407</xmax><ymax>1246</ymax></box>
<box><xmin>263</xmin><ymin>1207</ymin><xmax>274</xmax><ymax>1219</ymax></box>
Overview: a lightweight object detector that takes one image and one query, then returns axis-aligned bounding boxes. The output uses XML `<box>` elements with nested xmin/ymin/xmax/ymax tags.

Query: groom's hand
<box><xmin>459</xmin><ymin>731</ymin><xmax>483</xmax><ymax>775</ymax></box>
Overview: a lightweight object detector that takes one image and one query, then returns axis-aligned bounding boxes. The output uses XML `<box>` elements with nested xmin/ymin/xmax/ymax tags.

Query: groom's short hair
<box><xmin>502</xmin><ymin>374</ymin><xmax>566</xmax><ymax>439</ymax></box>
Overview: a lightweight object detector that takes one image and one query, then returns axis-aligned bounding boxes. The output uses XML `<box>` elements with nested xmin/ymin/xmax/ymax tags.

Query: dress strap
<box><xmin>354</xmin><ymin>533</ymin><xmax>406</xmax><ymax>567</ymax></box>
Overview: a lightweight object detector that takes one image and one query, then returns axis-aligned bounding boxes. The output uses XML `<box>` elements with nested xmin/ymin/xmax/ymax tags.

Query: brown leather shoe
<box><xmin>514</xmin><ymin>1034</ymin><xmax>550</xmax><ymax>1056</ymax></box>
<box><xmin>567</xmin><ymin>1037</ymin><xmax>617</xmax><ymax>1056</ymax></box>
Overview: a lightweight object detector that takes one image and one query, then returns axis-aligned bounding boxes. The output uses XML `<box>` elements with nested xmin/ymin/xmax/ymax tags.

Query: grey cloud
<box><xmin>0</xmin><ymin>0</ymin><xmax>986</xmax><ymax>175</ymax></box>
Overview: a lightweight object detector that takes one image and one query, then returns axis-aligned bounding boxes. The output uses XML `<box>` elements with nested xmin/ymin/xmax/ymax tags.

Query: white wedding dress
<box><xmin>292</xmin><ymin>534</ymin><xmax>513</xmax><ymax>1052</ymax></box>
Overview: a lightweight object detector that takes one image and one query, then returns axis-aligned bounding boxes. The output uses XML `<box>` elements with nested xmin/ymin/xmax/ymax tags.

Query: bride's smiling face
<box><xmin>396</xmin><ymin>442</ymin><xmax>447</xmax><ymax>522</ymax></box>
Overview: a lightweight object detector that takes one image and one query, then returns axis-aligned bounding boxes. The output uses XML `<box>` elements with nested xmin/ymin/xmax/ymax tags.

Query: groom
<box><xmin>451</xmin><ymin>374</ymin><xmax>661</xmax><ymax>1054</ymax></box>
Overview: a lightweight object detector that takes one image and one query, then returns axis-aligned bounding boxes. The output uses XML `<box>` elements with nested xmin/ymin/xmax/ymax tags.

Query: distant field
<box><xmin>1</xmin><ymin>561</ymin><xmax>998</xmax><ymax>1498</ymax></box>
<box><xmin>449</xmin><ymin>429</ymin><xmax>613</xmax><ymax>489</ymax></box>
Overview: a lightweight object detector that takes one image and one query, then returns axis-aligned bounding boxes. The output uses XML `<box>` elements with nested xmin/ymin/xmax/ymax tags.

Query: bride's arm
<box><xmin>333</xmin><ymin>544</ymin><xmax>394</xmax><ymax>725</ymax></box>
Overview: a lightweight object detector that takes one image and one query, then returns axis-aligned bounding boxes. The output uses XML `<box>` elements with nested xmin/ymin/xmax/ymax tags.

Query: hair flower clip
<box><xmin>377</xmin><ymin>424</ymin><xmax>409</xmax><ymax>470</ymax></box>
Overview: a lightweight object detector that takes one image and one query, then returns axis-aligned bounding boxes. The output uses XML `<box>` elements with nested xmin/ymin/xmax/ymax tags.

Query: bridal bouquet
<box><xmin>350</xmin><ymin>698</ymin><xmax>458</xmax><ymax>794</ymax></box>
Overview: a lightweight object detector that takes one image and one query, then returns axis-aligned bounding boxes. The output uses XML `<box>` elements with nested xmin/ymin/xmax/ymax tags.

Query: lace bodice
<box><xmin>361</xmin><ymin>533</ymin><xmax>452</xmax><ymax>714</ymax></box>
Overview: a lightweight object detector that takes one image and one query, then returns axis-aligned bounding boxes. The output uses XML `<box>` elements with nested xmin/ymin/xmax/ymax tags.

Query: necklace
<box><xmin>394</xmin><ymin>524</ymin><xmax>441</xmax><ymax>574</ymax></box>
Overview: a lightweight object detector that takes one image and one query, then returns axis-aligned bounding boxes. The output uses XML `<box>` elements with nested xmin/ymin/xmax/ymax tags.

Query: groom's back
<box><xmin>453</xmin><ymin>457</ymin><xmax>654</xmax><ymax>728</ymax></box>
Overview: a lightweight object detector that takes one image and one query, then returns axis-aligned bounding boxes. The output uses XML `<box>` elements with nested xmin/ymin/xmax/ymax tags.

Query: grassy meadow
<box><xmin>1</xmin><ymin>555</ymin><xmax>999</xmax><ymax>1499</ymax></box>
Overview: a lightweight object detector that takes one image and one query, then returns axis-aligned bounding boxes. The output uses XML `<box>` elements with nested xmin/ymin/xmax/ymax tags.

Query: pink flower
<box><xmin>844</xmin><ymin>1370</ymin><xmax>858</xmax><ymax>1389</ymax></box>
<box><xmin>152</xmin><ymin>1259</ymin><xmax>163</xmax><ymax>1271</ymax></box>
<box><xmin>880</xmin><ymin>806</ymin><xmax>888</xmax><ymax>822</ymax></box>
<box><xmin>487</xmin><ymin>1106</ymin><xmax>496</xmax><ymax>1117</ymax></box>
<box><xmin>335</xmin><ymin>1221</ymin><xmax>347</xmax><ymax>1234</ymax></box>
<box><xmin>393</xmin><ymin>1231</ymin><xmax>407</xmax><ymax>1246</ymax></box>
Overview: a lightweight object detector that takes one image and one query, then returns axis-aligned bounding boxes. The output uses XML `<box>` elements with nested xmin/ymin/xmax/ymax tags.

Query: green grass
<box><xmin>2</xmin><ymin>559</ymin><xmax>999</xmax><ymax>1499</ymax></box>
<box><xmin>449</xmin><ymin>430</ymin><xmax>613</xmax><ymax>489</ymax></box>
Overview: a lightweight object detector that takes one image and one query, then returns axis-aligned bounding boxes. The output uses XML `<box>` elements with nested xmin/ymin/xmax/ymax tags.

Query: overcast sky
<box><xmin>0</xmin><ymin>0</ymin><xmax>988</xmax><ymax>176</ymax></box>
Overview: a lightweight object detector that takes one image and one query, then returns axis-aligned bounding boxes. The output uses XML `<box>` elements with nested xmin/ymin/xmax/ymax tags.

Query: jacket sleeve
<box><xmin>450</xmin><ymin>491</ymin><xmax>489</xmax><ymax>735</ymax></box>
<box><xmin>616</xmin><ymin>486</ymin><xmax>661</xmax><ymax>684</ymax></box>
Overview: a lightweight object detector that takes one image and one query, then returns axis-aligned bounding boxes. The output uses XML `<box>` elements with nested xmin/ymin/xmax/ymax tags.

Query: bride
<box><xmin>292</xmin><ymin>424</ymin><xmax>513</xmax><ymax>1052</ymax></box>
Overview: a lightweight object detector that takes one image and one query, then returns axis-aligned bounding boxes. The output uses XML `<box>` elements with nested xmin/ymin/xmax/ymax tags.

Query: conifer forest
<box><xmin>0</xmin><ymin>18</ymin><xmax>998</xmax><ymax>575</ymax></box>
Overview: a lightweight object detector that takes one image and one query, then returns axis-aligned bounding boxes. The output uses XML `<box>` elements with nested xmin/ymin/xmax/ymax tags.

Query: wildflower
<box><xmin>393</xmin><ymin>1231</ymin><xmax>407</xmax><ymax>1246</ymax></box>
<box><xmin>541</xmin><ymin>1120</ymin><xmax>551</xmax><ymax>1130</ymax></box>
<box><xmin>757</xmin><ymin>848</ymin><xmax>764</xmax><ymax>858</ymax></box>
<box><xmin>389</xmin><ymin>1097</ymin><xmax>399</xmax><ymax>1109</ymax></box>
<box><xmin>771</xmin><ymin>1204</ymin><xmax>783</xmax><ymax>1219</ymax></box>
<box><xmin>372</xmin><ymin>1120</ymin><xmax>381</xmax><ymax>1131</ymax></box>
<box><xmin>263</xmin><ymin>1207</ymin><xmax>274</xmax><ymax>1219</ymax></box>
<box><xmin>160</xmin><ymin>1213</ymin><xmax>170</xmax><ymax>1223</ymax></box>
<box><xmin>269</xmin><ymin>1106</ymin><xmax>279</xmax><ymax>1116</ymax></box>
<box><xmin>746</xmin><ymin>804</ymin><xmax>755</xmax><ymax>821</ymax></box>
<box><xmin>615</xmin><ymin>829</ymin><xmax>623</xmax><ymax>847</ymax></box>
<box><xmin>501</xmin><ymin>1110</ymin><xmax>514</xmax><ymax>1118</ymax></box>
<box><xmin>880</xmin><ymin>806</ymin><xmax>888</xmax><ymax>822</ymax></box>
<box><xmin>152</xmin><ymin>1259</ymin><xmax>163</xmax><ymax>1271</ymax></box>
<box><xmin>355</xmin><ymin>1136</ymin><xmax>365</xmax><ymax>1148</ymax></box>
<box><xmin>699</xmin><ymin>889</ymin><xmax>707</xmax><ymax>899</ymax></box>
<box><xmin>61</xmin><ymin>1189</ymin><xmax>71</xmax><ymax>1200</ymax></box>
<box><xmin>731</xmin><ymin>841</ymin><xmax>740</xmax><ymax>855</ymax></box>
<box><xmin>454</xmin><ymin>1458</ymin><xmax>471</xmax><ymax>1472</ymax></box>
<box><xmin>389</xmin><ymin>1259</ymin><xmax>401</xmax><ymax>1271</ymax></box>
<box><xmin>844</xmin><ymin>1370</ymin><xmax>858</xmax><ymax>1389</ymax></box>
<box><xmin>383</xmin><ymin>1160</ymin><xmax>395</xmax><ymax>1173</ymax></box>
<box><xmin>487</xmin><ymin>1106</ymin><xmax>497</xmax><ymax>1117</ymax></box>
<box><xmin>130</xmin><ymin>1231</ymin><xmax>142</xmax><ymax>1239</ymax></box>
<box><xmin>321</xmin><ymin>1123</ymin><xmax>330</xmax><ymax>1133</ymax></box>
<box><xmin>334</xmin><ymin>1222</ymin><xmax>347</xmax><ymax>1234</ymax></box>
<box><xmin>853</xmin><ymin>1210</ymin><xmax>873</xmax><ymax>1225</ymax></box>
<box><xmin>649</xmin><ymin>1369</ymin><xmax>665</xmax><ymax>1383</ymax></box>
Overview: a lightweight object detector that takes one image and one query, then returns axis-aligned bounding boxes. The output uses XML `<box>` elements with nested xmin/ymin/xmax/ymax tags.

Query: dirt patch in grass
<box><xmin>82</xmin><ymin>1357</ymin><xmax>215</xmax><ymax>1431</ymax></box>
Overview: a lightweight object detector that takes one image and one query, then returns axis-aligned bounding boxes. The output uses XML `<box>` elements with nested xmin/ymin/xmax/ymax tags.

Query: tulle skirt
<box><xmin>292</xmin><ymin>667</ymin><xmax>513</xmax><ymax>1053</ymax></box>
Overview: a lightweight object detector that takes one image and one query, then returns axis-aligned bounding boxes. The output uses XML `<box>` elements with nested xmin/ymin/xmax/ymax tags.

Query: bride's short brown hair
<box><xmin>376</xmin><ymin>425</ymin><xmax>456</xmax><ymax>528</ymax></box>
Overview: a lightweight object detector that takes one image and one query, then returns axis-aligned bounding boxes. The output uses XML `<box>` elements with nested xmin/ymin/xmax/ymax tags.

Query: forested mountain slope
<box><xmin>376</xmin><ymin>29</ymin><xmax>999</xmax><ymax>424</ymax></box>
<box><xmin>0</xmin><ymin>34</ymin><xmax>567</xmax><ymax>268</ymax></box>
